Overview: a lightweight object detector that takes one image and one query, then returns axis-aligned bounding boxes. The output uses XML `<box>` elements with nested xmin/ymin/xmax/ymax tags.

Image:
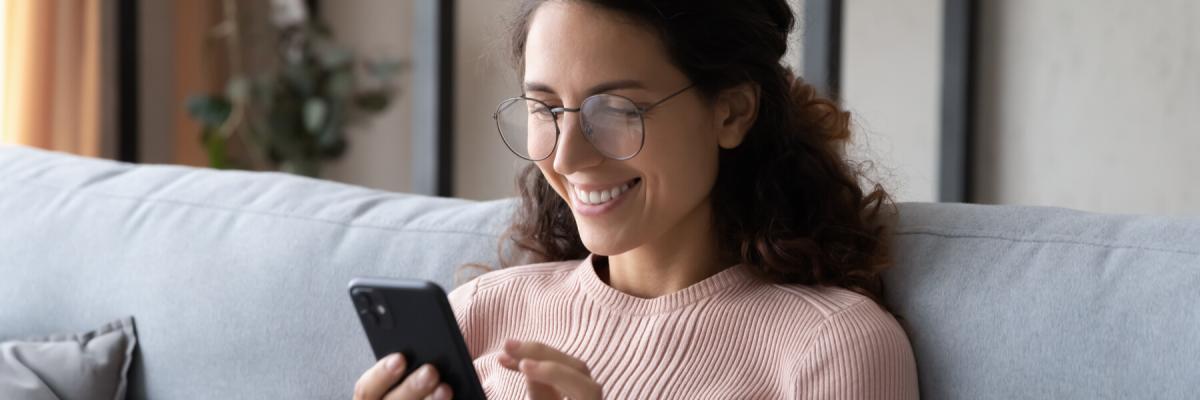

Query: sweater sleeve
<box><xmin>795</xmin><ymin>300</ymin><xmax>919</xmax><ymax>399</ymax></box>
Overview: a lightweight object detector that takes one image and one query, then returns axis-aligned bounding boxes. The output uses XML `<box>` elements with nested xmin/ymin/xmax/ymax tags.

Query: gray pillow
<box><xmin>0</xmin><ymin>317</ymin><xmax>137</xmax><ymax>400</ymax></box>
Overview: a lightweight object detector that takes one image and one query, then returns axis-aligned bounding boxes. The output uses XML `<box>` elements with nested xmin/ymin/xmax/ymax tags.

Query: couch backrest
<box><xmin>2</xmin><ymin>146</ymin><xmax>1198</xmax><ymax>399</ymax></box>
<box><xmin>0</xmin><ymin>146</ymin><xmax>514</xmax><ymax>399</ymax></box>
<box><xmin>888</xmin><ymin>202</ymin><xmax>1200</xmax><ymax>399</ymax></box>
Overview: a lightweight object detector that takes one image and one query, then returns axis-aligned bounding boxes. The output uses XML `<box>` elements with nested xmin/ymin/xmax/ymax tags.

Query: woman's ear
<box><xmin>713</xmin><ymin>82</ymin><xmax>760</xmax><ymax>149</ymax></box>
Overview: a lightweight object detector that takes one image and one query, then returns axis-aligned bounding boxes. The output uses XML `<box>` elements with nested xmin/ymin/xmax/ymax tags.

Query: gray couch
<box><xmin>1</xmin><ymin>145</ymin><xmax>1197</xmax><ymax>399</ymax></box>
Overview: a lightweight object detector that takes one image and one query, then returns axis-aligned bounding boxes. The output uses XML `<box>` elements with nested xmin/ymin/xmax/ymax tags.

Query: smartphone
<box><xmin>348</xmin><ymin>277</ymin><xmax>486</xmax><ymax>400</ymax></box>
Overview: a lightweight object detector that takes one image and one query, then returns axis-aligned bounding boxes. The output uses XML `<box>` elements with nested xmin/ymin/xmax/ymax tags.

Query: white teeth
<box><xmin>572</xmin><ymin>180</ymin><xmax>637</xmax><ymax>205</ymax></box>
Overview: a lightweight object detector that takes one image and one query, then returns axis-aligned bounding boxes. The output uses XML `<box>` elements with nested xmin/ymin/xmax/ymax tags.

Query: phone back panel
<box><xmin>348</xmin><ymin>277</ymin><xmax>486</xmax><ymax>400</ymax></box>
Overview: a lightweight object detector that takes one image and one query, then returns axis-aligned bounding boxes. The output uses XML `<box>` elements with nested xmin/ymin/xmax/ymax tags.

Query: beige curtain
<box><xmin>1</xmin><ymin>0</ymin><xmax>102</xmax><ymax>157</ymax></box>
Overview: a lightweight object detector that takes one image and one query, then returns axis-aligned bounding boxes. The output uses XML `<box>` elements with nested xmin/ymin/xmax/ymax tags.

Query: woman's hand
<box><xmin>498</xmin><ymin>339</ymin><xmax>603</xmax><ymax>400</ymax></box>
<box><xmin>353</xmin><ymin>353</ymin><xmax>453</xmax><ymax>400</ymax></box>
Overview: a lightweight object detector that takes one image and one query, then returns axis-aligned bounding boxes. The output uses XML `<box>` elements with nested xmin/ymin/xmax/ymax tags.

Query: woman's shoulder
<box><xmin>748</xmin><ymin>282</ymin><xmax>906</xmax><ymax>341</ymax></box>
<box><xmin>757</xmin><ymin>282</ymin><xmax>884</xmax><ymax>320</ymax></box>
<box><xmin>774</xmin><ymin>284</ymin><xmax>917</xmax><ymax>397</ymax></box>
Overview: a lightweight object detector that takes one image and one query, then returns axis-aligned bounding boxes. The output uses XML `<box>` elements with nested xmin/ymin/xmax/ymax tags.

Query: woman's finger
<box><xmin>524</xmin><ymin>378</ymin><xmax>561</xmax><ymax>400</ymax></box>
<box><xmin>497</xmin><ymin>352</ymin><xmax>520</xmax><ymax>371</ymax></box>
<box><xmin>420</xmin><ymin>383</ymin><xmax>453</xmax><ymax>400</ymax></box>
<box><xmin>503</xmin><ymin>339</ymin><xmax>591</xmax><ymax>375</ymax></box>
<box><xmin>520</xmin><ymin>359</ymin><xmax>603</xmax><ymax>400</ymax></box>
<box><xmin>382</xmin><ymin>364</ymin><xmax>442</xmax><ymax>400</ymax></box>
<box><xmin>354</xmin><ymin>353</ymin><xmax>407</xmax><ymax>400</ymax></box>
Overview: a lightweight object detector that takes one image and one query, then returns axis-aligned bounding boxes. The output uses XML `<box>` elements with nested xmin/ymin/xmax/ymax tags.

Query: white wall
<box><xmin>324</xmin><ymin>0</ymin><xmax>523</xmax><ymax>198</ymax></box>
<box><xmin>783</xmin><ymin>0</ymin><xmax>805</xmax><ymax>71</ymax></box>
<box><xmin>975</xmin><ymin>0</ymin><xmax>1200</xmax><ymax>214</ymax></box>
<box><xmin>835</xmin><ymin>0</ymin><xmax>1200</xmax><ymax>214</ymax></box>
<box><xmin>841</xmin><ymin>0</ymin><xmax>942</xmax><ymax>203</ymax></box>
<box><xmin>452</xmin><ymin>0</ymin><xmax>526</xmax><ymax>200</ymax></box>
<box><xmin>324</xmin><ymin>0</ymin><xmax>415</xmax><ymax>193</ymax></box>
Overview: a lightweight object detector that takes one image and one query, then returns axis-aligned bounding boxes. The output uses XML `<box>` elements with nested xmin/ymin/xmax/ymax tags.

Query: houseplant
<box><xmin>186</xmin><ymin>0</ymin><xmax>404</xmax><ymax>177</ymax></box>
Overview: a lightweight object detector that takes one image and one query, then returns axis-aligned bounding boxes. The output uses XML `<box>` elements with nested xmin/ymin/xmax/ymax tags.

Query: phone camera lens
<box><xmin>375</xmin><ymin>304</ymin><xmax>387</xmax><ymax>315</ymax></box>
<box><xmin>352</xmin><ymin>294</ymin><xmax>369</xmax><ymax>312</ymax></box>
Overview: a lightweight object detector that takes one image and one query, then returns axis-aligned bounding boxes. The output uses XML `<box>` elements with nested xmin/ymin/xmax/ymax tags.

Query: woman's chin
<box><xmin>577</xmin><ymin>228</ymin><xmax>636</xmax><ymax>257</ymax></box>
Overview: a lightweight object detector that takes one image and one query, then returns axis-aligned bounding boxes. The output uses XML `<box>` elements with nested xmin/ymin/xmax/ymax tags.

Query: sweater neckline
<box><xmin>572</xmin><ymin>254</ymin><xmax>757</xmax><ymax>315</ymax></box>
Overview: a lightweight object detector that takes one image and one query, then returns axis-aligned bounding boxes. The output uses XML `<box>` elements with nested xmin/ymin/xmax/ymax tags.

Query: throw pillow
<box><xmin>0</xmin><ymin>317</ymin><xmax>137</xmax><ymax>400</ymax></box>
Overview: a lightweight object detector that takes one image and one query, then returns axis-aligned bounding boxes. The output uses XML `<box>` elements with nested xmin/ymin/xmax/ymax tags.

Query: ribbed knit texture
<box><xmin>448</xmin><ymin>255</ymin><xmax>919</xmax><ymax>399</ymax></box>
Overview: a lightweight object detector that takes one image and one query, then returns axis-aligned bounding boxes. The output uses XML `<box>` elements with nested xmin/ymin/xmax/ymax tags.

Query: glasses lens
<box><xmin>496</xmin><ymin>98</ymin><xmax>558</xmax><ymax>160</ymax></box>
<box><xmin>581</xmin><ymin>95</ymin><xmax>643</xmax><ymax>160</ymax></box>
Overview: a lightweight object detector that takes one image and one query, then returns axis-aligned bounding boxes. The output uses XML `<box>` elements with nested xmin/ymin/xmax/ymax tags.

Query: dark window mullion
<box><xmin>803</xmin><ymin>0</ymin><xmax>843</xmax><ymax>101</ymax></box>
<box><xmin>939</xmin><ymin>0</ymin><xmax>977</xmax><ymax>203</ymax></box>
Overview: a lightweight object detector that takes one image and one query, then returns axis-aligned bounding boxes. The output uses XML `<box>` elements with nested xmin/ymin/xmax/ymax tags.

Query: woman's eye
<box><xmin>526</xmin><ymin>103</ymin><xmax>558</xmax><ymax>121</ymax></box>
<box><xmin>597</xmin><ymin>105</ymin><xmax>633</xmax><ymax>116</ymax></box>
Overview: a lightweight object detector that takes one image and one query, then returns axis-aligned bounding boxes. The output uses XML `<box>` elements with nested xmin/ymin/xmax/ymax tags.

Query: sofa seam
<box><xmin>2</xmin><ymin>179</ymin><xmax>505</xmax><ymax>238</ymax></box>
<box><xmin>896</xmin><ymin>227</ymin><xmax>1200</xmax><ymax>256</ymax></box>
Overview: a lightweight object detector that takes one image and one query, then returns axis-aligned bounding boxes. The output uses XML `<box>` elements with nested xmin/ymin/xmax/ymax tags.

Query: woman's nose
<box><xmin>552</xmin><ymin>111</ymin><xmax>604</xmax><ymax>175</ymax></box>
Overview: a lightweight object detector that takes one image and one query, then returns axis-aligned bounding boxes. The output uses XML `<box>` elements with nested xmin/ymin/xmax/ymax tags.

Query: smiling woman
<box><xmin>354</xmin><ymin>1</ymin><xmax>917</xmax><ymax>399</ymax></box>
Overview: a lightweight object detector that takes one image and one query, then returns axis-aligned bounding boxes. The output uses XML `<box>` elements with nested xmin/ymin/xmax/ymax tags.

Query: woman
<box><xmin>355</xmin><ymin>0</ymin><xmax>918</xmax><ymax>398</ymax></box>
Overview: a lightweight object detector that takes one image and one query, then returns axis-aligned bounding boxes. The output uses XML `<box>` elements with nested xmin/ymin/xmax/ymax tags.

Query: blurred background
<box><xmin>0</xmin><ymin>0</ymin><xmax>1196</xmax><ymax>214</ymax></box>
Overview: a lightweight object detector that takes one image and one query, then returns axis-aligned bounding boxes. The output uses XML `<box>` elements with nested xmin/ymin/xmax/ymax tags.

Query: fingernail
<box><xmin>431</xmin><ymin>385</ymin><xmax>452</xmax><ymax>400</ymax></box>
<box><xmin>416</xmin><ymin>365</ymin><xmax>435</xmax><ymax>385</ymax></box>
<box><xmin>519</xmin><ymin>359</ymin><xmax>539</xmax><ymax>371</ymax></box>
<box><xmin>504</xmin><ymin>339</ymin><xmax>520</xmax><ymax>352</ymax></box>
<box><xmin>386</xmin><ymin>354</ymin><xmax>402</xmax><ymax>372</ymax></box>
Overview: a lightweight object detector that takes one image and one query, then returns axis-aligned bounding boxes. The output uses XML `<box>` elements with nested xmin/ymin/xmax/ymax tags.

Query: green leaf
<box><xmin>327</xmin><ymin>70</ymin><xmax>354</xmax><ymax>98</ymax></box>
<box><xmin>315</xmin><ymin>42</ymin><xmax>353</xmax><ymax>69</ymax></box>
<box><xmin>318</xmin><ymin>133</ymin><xmax>346</xmax><ymax>158</ymax></box>
<box><xmin>283</xmin><ymin>63</ymin><xmax>317</xmax><ymax>95</ymax></box>
<box><xmin>202</xmin><ymin>126</ymin><xmax>229</xmax><ymax>169</ymax></box>
<box><xmin>303</xmin><ymin>98</ymin><xmax>328</xmax><ymax>134</ymax></box>
<box><xmin>185</xmin><ymin>95</ymin><xmax>232</xmax><ymax>127</ymax></box>
<box><xmin>354</xmin><ymin>90</ymin><xmax>391</xmax><ymax>113</ymax></box>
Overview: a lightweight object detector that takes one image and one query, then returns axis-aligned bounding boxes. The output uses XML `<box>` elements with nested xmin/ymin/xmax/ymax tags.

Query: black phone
<box><xmin>348</xmin><ymin>277</ymin><xmax>486</xmax><ymax>400</ymax></box>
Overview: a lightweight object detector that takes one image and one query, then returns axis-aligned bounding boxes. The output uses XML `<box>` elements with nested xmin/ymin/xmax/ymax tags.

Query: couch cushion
<box><xmin>0</xmin><ymin>317</ymin><xmax>137</xmax><ymax>400</ymax></box>
<box><xmin>0</xmin><ymin>146</ymin><xmax>514</xmax><ymax>399</ymax></box>
<box><xmin>886</xmin><ymin>203</ymin><xmax>1200</xmax><ymax>399</ymax></box>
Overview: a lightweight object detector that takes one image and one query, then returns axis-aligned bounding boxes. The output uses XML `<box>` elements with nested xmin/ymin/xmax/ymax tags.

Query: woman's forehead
<box><xmin>523</xmin><ymin>2</ymin><xmax>678</xmax><ymax>94</ymax></box>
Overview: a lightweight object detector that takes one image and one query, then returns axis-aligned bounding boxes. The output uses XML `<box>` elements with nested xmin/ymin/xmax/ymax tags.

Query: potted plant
<box><xmin>186</xmin><ymin>0</ymin><xmax>404</xmax><ymax>177</ymax></box>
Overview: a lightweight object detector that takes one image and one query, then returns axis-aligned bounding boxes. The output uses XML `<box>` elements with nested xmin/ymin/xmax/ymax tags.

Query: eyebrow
<box><xmin>523</xmin><ymin>80</ymin><xmax>647</xmax><ymax>97</ymax></box>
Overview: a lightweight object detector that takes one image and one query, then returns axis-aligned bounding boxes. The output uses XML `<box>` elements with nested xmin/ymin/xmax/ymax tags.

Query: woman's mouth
<box><xmin>568</xmin><ymin>178</ymin><xmax>641</xmax><ymax>215</ymax></box>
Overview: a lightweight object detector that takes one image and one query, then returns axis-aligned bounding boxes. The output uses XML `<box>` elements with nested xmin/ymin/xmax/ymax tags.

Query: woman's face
<box><xmin>522</xmin><ymin>2</ymin><xmax>727</xmax><ymax>256</ymax></box>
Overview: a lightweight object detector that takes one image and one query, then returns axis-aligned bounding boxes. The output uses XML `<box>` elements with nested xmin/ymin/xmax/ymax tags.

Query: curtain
<box><xmin>0</xmin><ymin>0</ymin><xmax>103</xmax><ymax>157</ymax></box>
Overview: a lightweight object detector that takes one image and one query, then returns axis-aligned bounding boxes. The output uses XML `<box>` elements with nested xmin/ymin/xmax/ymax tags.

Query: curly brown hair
<box><xmin>496</xmin><ymin>0</ymin><xmax>897</xmax><ymax>306</ymax></box>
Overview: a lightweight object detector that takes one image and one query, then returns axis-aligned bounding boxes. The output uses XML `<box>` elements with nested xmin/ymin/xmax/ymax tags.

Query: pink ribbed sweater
<box><xmin>448</xmin><ymin>256</ymin><xmax>919</xmax><ymax>399</ymax></box>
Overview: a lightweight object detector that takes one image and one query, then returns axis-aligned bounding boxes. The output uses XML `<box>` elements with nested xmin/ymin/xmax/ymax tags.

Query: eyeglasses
<box><xmin>493</xmin><ymin>84</ymin><xmax>694</xmax><ymax>161</ymax></box>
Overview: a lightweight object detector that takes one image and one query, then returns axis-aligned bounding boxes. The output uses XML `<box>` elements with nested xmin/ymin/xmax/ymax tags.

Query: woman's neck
<box><xmin>601</xmin><ymin>200</ymin><xmax>730</xmax><ymax>298</ymax></box>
